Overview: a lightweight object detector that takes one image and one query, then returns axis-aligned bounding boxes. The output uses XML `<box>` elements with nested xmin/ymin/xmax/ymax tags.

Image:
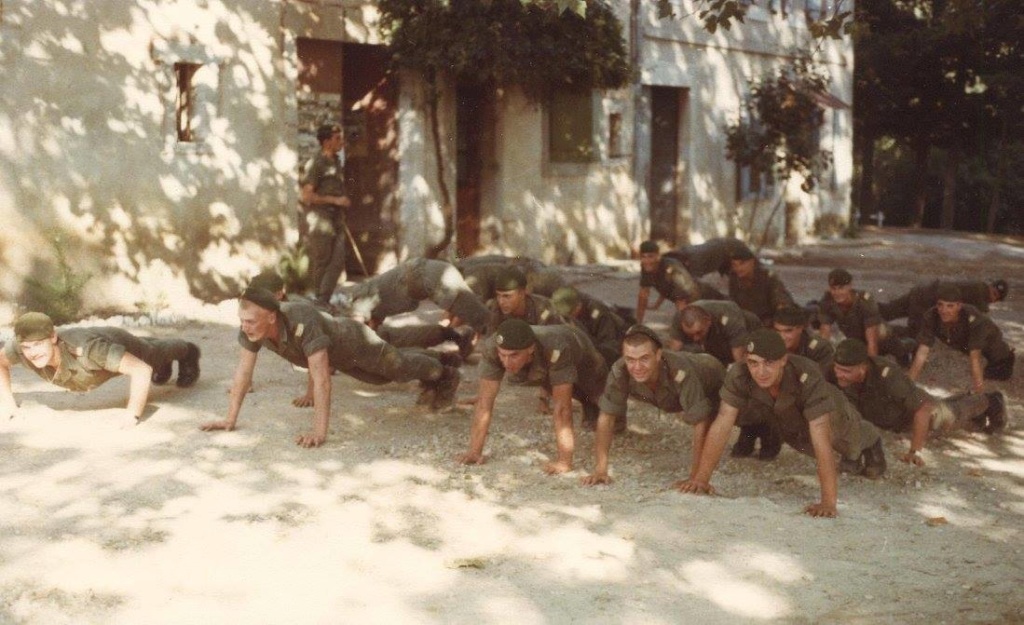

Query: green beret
<box><xmin>551</xmin><ymin>287</ymin><xmax>580</xmax><ymax>316</ymax></box>
<box><xmin>240</xmin><ymin>287</ymin><xmax>281</xmax><ymax>312</ymax></box>
<box><xmin>494</xmin><ymin>266</ymin><xmax>527</xmax><ymax>292</ymax></box>
<box><xmin>773</xmin><ymin>304</ymin><xmax>809</xmax><ymax>327</ymax></box>
<box><xmin>250</xmin><ymin>269</ymin><xmax>285</xmax><ymax>293</ymax></box>
<box><xmin>828</xmin><ymin>268</ymin><xmax>853</xmax><ymax>287</ymax></box>
<box><xmin>834</xmin><ymin>338</ymin><xmax>869</xmax><ymax>366</ymax></box>
<box><xmin>639</xmin><ymin>240</ymin><xmax>659</xmax><ymax>254</ymax></box>
<box><xmin>936</xmin><ymin>283</ymin><xmax>962</xmax><ymax>302</ymax></box>
<box><xmin>494</xmin><ymin>318</ymin><xmax>535</xmax><ymax>350</ymax></box>
<box><xmin>745</xmin><ymin>329</ymin><xmax>786</xmax><ymax>360</ymax></box>
<box><xmin>14</xmin><ymin>312</ymin><xmax>55</xmax><ymax>342</ymax></box>
<box><xmin>623</xmin><ymin>324</ymin><xmax>663</xmax><ymax>349</ymax></box>
<box><xmin>730</xmin><ymin>246</ymin><xmax>755</xmax><ymax>261</ymax></box>
<box><xmin>991</xmin><ymin>279</ymin><xmax>1009</xmax><ymax>301</ymax></box>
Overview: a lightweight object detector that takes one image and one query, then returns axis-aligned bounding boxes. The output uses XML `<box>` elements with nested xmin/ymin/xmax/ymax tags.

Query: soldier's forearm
<box><xmin>592</xmin><ymin>413</ymin><xmax>616</xmax><ymax>474</ymax></box>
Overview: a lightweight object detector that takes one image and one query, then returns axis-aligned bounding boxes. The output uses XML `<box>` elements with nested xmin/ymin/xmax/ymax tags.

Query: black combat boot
<box><xmin>756</xmin><ymin>424</ymin><xmax>782</xmax><ymax>460</ymax></box>
<box><xmin>984</xmin><ymin>392</ymin><xmax>1006</xmax><ymax>433</ymax></box>
<box><xmin>860</xmin><ymin>438</ymin><xmax>887</xmax><ymax>480</ymax></box>
<box><xmin>151</xmin><ymin>361</ymin><xmax>173</xmax><ymax>385</ymax></box>
<box><xmin>176</xmin><ymin>344</ymin><xmax>201</xmax><ymax>388</ymax></box>
<box><xmin>731</xmin><ymin>425</ymin><xmax>758</xmax><ymax>457</ymax></box>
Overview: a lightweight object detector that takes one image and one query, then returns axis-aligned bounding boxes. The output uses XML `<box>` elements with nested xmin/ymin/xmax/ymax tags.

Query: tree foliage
<box><xmin>726</xmin><ymin>58</ymin><xmax>831</xmax><ymax>192</ymax></box>
<box><xmin>657</xmin><ymin>0</ymin><xmax>853</xmax><ymax>38</ymax></box>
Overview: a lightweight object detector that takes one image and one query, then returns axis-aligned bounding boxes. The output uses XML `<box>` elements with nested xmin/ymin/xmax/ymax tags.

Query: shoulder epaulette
<box><xmin>540</xmin><ymin>310</ymin><xmax>551</xmax><ymax>321</ymax></box>
<box><xmin>674</xmin><ymin>369</ymin><xmax>686</xmax><ymax>383</ymax></box>
<box><xmin>295</xmin><ymin>323</ymin><xmax>304</xmax><ymax>337</ymax></box>
<box><xmin>721</xmin><ymin>315</ymin><xmax>729</xmax><ymax>325</ymax></box>
<box><xmin>799</xmin><ymin>372</ymin><xmax>808</xmax><ymax>383</ymax></box>
<box><xmin>550</xmin><ymin>349</ymin><xmax>561</xmax><ymax>364</ymax></box>
<box><xmin>809</xmin><ymin>339</ymin><xmax>819</xmax><ymax>349</ymax></box>
<box><xmin>881</xmin><ymin>366</ymin><xmax>890</xmax><ymax>378</ymax></box>
<box><xmin>590</xmin><ymin>309</ymin><xmax>600</xmax><ymax>320</ymax></box>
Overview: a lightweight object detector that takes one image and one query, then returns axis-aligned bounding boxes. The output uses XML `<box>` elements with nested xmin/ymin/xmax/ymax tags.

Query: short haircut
<box><xmin>678</xmin><ymin>305</ymin><xmax>711</xmax><ymax>328</ymax></box>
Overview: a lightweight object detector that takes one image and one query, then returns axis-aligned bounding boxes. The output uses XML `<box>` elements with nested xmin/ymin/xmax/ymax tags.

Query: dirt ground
<box><xmin>1</xmin><ymin>228</ymin><xmax>1022</xmax><ymax>625</ymax></box>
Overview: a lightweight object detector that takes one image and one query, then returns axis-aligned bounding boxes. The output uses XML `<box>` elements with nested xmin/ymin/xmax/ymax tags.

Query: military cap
<box><xmin>834</xmin><ymin>338</ymin><xmax>869</xmax><ymax>366</ymax></box>
<box><xmin>623</xmin><ymin>324</ymin><xmax>663</xmax><ymax>349</ymax></box>
<box><xmin>316</xmin><ymin>123</ymin><xmax>342</xmax><ymax>143</ymax></box>
<box><xmin>250</xmin><ymin>269</ymin><xmax>285</xmax><ymax>293</ymax></box>
<box><xmin>936</xmin><ymin>283</ymin><xmax>962</xmax><ymax>302</ymax></box>
<box><xmin>494</xmin><ymin>319</ymin><xmax>535</xmax><ymax>350</ymax></box>
<box><xmin>551</xmin><ymin>287</ymin><xmax>581</xmax><ymax>317</ymax></box>
<box><xmin>828</xmin><ymin>268</ymin><xmax>853</xmax><ymax>287</ymax></box>
<box><xmin>745</xmin><ymin>328</ymin><xmax>786</xmax><ymax>360</ymax></box>
<box><xmin>639</xmin><ymin>240</ymin><xmax>659</xmax><ymax>254</ymax></box>
<box><xmin>240</xmin><ymin>287</ymin><xmax>281</xmax><ymax>312</ymax></box>
<box><xmin>991</xmin><ymin>279</ymin><xmax>1009</xmax><ymax>302</ymax></box>
<box><xmin>494</xmin><ymin>266</ymin><xmax>528</xmax><ymax>292</ymax></box>
<box><xmin>773</xmin><ymin>304</ymin><xmax>809</xmax><ymax>327</ymax></box>
<box><xmin>14</xmin><ymin>312</ymin><xmax>55</xmax><ymax>342</ymax></box>
<box><xmin>730</xmin><ymin>246</ymin><xmax>755</xmax><ymax>261</ymax></box>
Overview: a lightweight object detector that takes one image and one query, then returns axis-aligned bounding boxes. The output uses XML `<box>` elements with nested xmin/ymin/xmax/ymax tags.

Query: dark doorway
<box><xmin>455</xmin><ymin>82</ymin><xmax>489</xmax><ymax>258</ymax></box>
<box><xmin>648</xmin><ymin>86</ymin><xmax>687</xmax><ymax>244</ymax></box>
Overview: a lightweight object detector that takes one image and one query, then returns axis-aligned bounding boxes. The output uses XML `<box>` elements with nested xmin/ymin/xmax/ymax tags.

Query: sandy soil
<box><xmin>1</xmin><ymin>229</ymin><xmax>1022</xmax><ymax>625</ymax></box>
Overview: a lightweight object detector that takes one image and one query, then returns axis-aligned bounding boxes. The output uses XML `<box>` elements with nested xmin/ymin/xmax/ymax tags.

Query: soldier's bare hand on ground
<box><xmin>200</xmin><ymin>419</ymin><xmax>235</xmax><ymax>432</ymax></box>
<box><xmin>295</xmin><ymin>432</ymin><xmax>325</xmax><ymax>448</ymax></box>
<box><xmin>120</xmin><ymin>412</ymin><xmax>140</xmax><ymax>429</ymax></box>
<box><xmin>804</xmin><ymin>502</ymin><xmax>838</xmax><ymax>518</ymax></box>
<box><xmin>900</xmin><ymin>451</ymin><xmax>926</xmax><ymax>466</ymax></box>
<box><xmin>292</xmin><ymin>394</ymin><xmax>314</xmax><ymax>408</ymax></box>
<box><xmin>674</xmin><ymin>479</ymin><xmax>715</xmax><ymax>495</ymax></box>
<box><xmin>543</xmin><ymin>461</ymin><xmax>572</xmax><ymax>475</ymax></box>
<box><xmin>581</xmin><ymin>472</ymin><xmax>613</xmax><ymax>486</ymax></box>
<box><xmin>456</xmin><ymin>452</ymin><xmax>486</xmax><ymax>465</ymax></box>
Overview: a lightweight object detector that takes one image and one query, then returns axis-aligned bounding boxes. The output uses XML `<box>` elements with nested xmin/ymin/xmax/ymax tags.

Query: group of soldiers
<box><xmin>1</xmin><ymin>127</ymin><xmax>1015</xmax><ymax>518</ymax></box>
<box><xmin>0</xmin><ymin>228</ymin><xmax>1014</xmax><ymax>519</ymax></box>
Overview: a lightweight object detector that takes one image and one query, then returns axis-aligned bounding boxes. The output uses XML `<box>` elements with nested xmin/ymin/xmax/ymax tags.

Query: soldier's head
<box><xmin>936</xmin><ymin>284</ymin><xmax>963</xmax><ymax>324</ymax></box>
<box><xmin>744</xmin><ymin>329</ymin><xmax>788</xmax><ymax>390</ymax></box>
<box><xmin>14</xmin><ymin>312</ymin><xmax>58</xmax><ymax>368</ymax></box>
<box><xmin>551</xmin><ymin>287</ymin><xmax>582</xmax><ymax>320</ymax></box>
<box><xmin>494</xmin><ymin>319</ymin><xmax>536</xmax><ymax>374</ymax></box>
<box><xmin>622</xmin><ymin>325</ymin><xmax>663</xmax><ymax>384</ymax></box>
<box><xmin>316</xmin><ymin>123</ymin><xmax>344</xmax><ymax>153</ymax></box>
<box><xmin>493</xmin><ymin>266</ymin><xmax>529</xmax><ymax>316</ymax></box>
<box><xmin>772</xmin><ymin>305</ymin><xmax>809</xmax><ymax>352</ymax></box>
<box><xmin>990</xmin><ymin>279</ymin><xmax>1009</xmax><ymax>303</ymax></box>
<box><xmin>250</xmin><ymin>269</ymin><xmax>286</xmax><ymax>301</ymax></box>
<box><xmin>827</xmin><ymin>268</ymin><xmax>855</xmax><ymax>305</ymax></box>
<box><xmin>832</xmin><ymin>339</ymin><xmax>869</xmax><ymax>388</ymax></box>
<box><xmin>678</xmin><ymin>305</ymin><xmax>712</xmax><ymax>343</ymax></box>
<box><xmin>238</xmin><ymin>287</ymin><xmax>280</xmax><ymax>342</ymax></box>
<box><xmin>639</xmin><ymin>240</ymin><xmax>661</xmax><ymax>273</ymax></box>
<box><xmin>728</xmin><ymin>247</ymin><xmax>756</xmax><ymax>279</ymax></box>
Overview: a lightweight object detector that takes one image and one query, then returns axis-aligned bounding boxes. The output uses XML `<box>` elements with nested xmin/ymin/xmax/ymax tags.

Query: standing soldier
<box><xmin>551</xmin><ymin>286</ymin><xmax>630</xmax><ymax>367</ymax></box>
<box><xmin>831</xmin><ymin>338</ymin><xmax>1006</xmax><ymax>466</ymax></box>
<box><xmin>0</xmin><ymin>312</ymin><xmax>200</xmax><ymax>424</ymax></box>
<box><xmin>677</xmin><ymin>329</ymin><xmax>886</xmax><ymax>518</ymax></box>
<box><xmin>580</xmin><ymin>325</ymin><xmax>725</xmax><ymax>487</ymax></box>
<box><xmin>457</xmin><ymin>320</ymin><xmax>608</xmax><ymax>473</ymax></box>
<box><xmin>486</xmin><ymin>266</ymin><xmax>565</xmax><ymax>334</ymax></box>
<box><xmin>300</xmin><ymin>123</ymin><xmax>351</xmax><ymax>306</ymax></box>
<box><xmin>635</xmin><ymin>240</ymin><xmax>701</xmax><ymax>323</ymax></box>
<box><xmin>908</xmin><ymin>285</ymin><xmax>1016</xmax><ymax>392</ymax></box>
<box><xmin>879</xmin><ymin>278</ymin><xmax>1008</xmax><ymax>339</ymax></box>
<box><xmin>727</xmin><ymin>247</ymin><xmax>795</xmax><ymax>326</ymax></box>
<box><xmin>200</xmin><ymin>288</ymin><xmax>460</xmax><ymax>448</ymax></box>
<box><xmin>817</xmin><ymin>268</ymin><xmax>912</xmax><ymax>364</ymax></box>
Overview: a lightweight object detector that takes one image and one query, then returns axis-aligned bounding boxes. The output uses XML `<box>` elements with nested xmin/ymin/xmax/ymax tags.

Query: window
<box><xmin>735</xmin><ymin>163</ymin><xmax>773</xmax><ymax>202</ymax></box>
<box><xmin>174</xmin><ymin>62</ymin><xmax>201</xmax><ymax>143</ymax></box>
<box><xmin>608</xmin><ymin>112</ymin><xmax>624</xmax><ymax>158</ymax></box>
<box><xmin>805</xmin><ymin>0</ymin><xmax>833</xmax><ymax>22</ymax></box>
<box><xmin>548</xmin><ymin>90</ymin><xmax>596</xmax><ymax>163</ymax></box>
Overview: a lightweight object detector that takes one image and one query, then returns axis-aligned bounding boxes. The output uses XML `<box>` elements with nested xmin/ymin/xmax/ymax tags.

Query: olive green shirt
<box><xmin>671</xmin><ymin>300</ymin><xmax>761</xmax><ymax>365</ymax></box>
<box><xmin>833</xmin><ymin>355</ymin><xmax>929</xmax><ymax>432</ymax></box>
<box><xmin>598</xmin><ymin>351</ymin><xmax>724</xmax><ymax>425</ymax></box>
<box><xmin>639</xmin><ymin>256</ymin><xmax>699</xmax><ymax>302</ymax></box>
<box><xmin>819</xmin><ymin>289</ymin><xmax>882</xmax><ymax>342</ymax></box>
<box><xmin>720</xmin><ymin>354</ymin><xmax>866</xmax><ymax>460</ymax></box>
<box><xmin>5</xmin><ymin>327</ymin><xmax>142</xmax><ymax>392</ymax></box>
<box><xmin>486</xmin><ymin>294</ymin><xmax>564</xmax><ymax>335</ymax></box>
<box><xmin>794</xmin><ymin>331</ymin><xmax>835</xmax><ymax>374</ymax></box>
<box><xmin>917</xmin><ymin>304</ymin><xmax>1012</xmax><ymax>362</ymax></box>
<box><xmin>728</xmin><ymin>264</ymin><xmax>794</xmax><ymax>324</ymax></box>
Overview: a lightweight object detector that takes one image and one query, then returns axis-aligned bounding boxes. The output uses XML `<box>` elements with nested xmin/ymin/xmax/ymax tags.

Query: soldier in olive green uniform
<box><xmin>300</xmin><ymin>124</ymin><xmax>352</xmax><ymax>305</ymax></box>
<box><xmin>200</xmin><ymin>288</ymin><xmax>460</xmax><ymax>448</ymax></box>
<box><xmin>485</xmin><ymin>266</ymin><xmax>565</xmax><ymax>334</ymax></box>
<box><xmin>831</xmin><ymin>339</ymin><xmax>1005</xmax><ymax>467</ymax></box>
<box><xmin>677</xmin><ymin>329</ymin><xmax>885</xmax><ymax>518</ymax></box>
<box><xmin>880</xmin><ymin>278</ymin><xmax>1007</xmax><ymax>339</ymax></box>
<box><xmin>908</xmin><ymin>285</ymin><xmax>1015</xmax><ymax>392</ymax></box>
<box><xmin>581</xmin><ymin>326</ymin><xmax>725</xmax><ymax>487</ymax></box>
<box><xmin>635</xmin><ymin>240</ymin><xmax>701</xmax><ymax>324</ymax></box>
<box><xmin>663</xmin><ymin>237</ymin><xmax>753</xmax><ymax>278</ymax></box>
<box><xmin>456</xmin><ymin>255</ymin><xmax>563</xmax><ymax>300</ymax></box>
<box><xmin>0</xmin><ymin>312</ymin><xmax>200</xmax><ymax>423</ymax></box>
<box><xmin>817</xmin><ymin>268</ymin><xmax>913</xmax><ymax>364</ymax></box>
<box><xmin>551</xmin><ymin>286</ymin><xmax>630</xmax><ymax>367</ymax></box>
<box><xmin>668</xmin><ymin>299</ymin><xmax>762</xmax><ymax>363</ymax></box>
<box><xmin>457</xmin><ymin>320</ymin><xmax>607</xmax><ymax>475</ymax></box>
<box><xmin>772</xmin><ymin>305</ymin><xmax>834</xmax><ymax>373</ymax></box>
<box><xmin>727</xmin><ymin>247</ymin><xmax>795</xmax><ymax>326</ymax></box>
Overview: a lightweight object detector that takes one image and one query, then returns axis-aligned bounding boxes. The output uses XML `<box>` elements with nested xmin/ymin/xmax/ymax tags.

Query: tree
<box><xmin>378</xmin><ymin>0</ymin><xmax>629</xmax><ymax>257</ymax></box>
<box><xmin>725</xmin><ymin>58</ymin><xmax>831</xmax><ymax>247</ymax></box>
